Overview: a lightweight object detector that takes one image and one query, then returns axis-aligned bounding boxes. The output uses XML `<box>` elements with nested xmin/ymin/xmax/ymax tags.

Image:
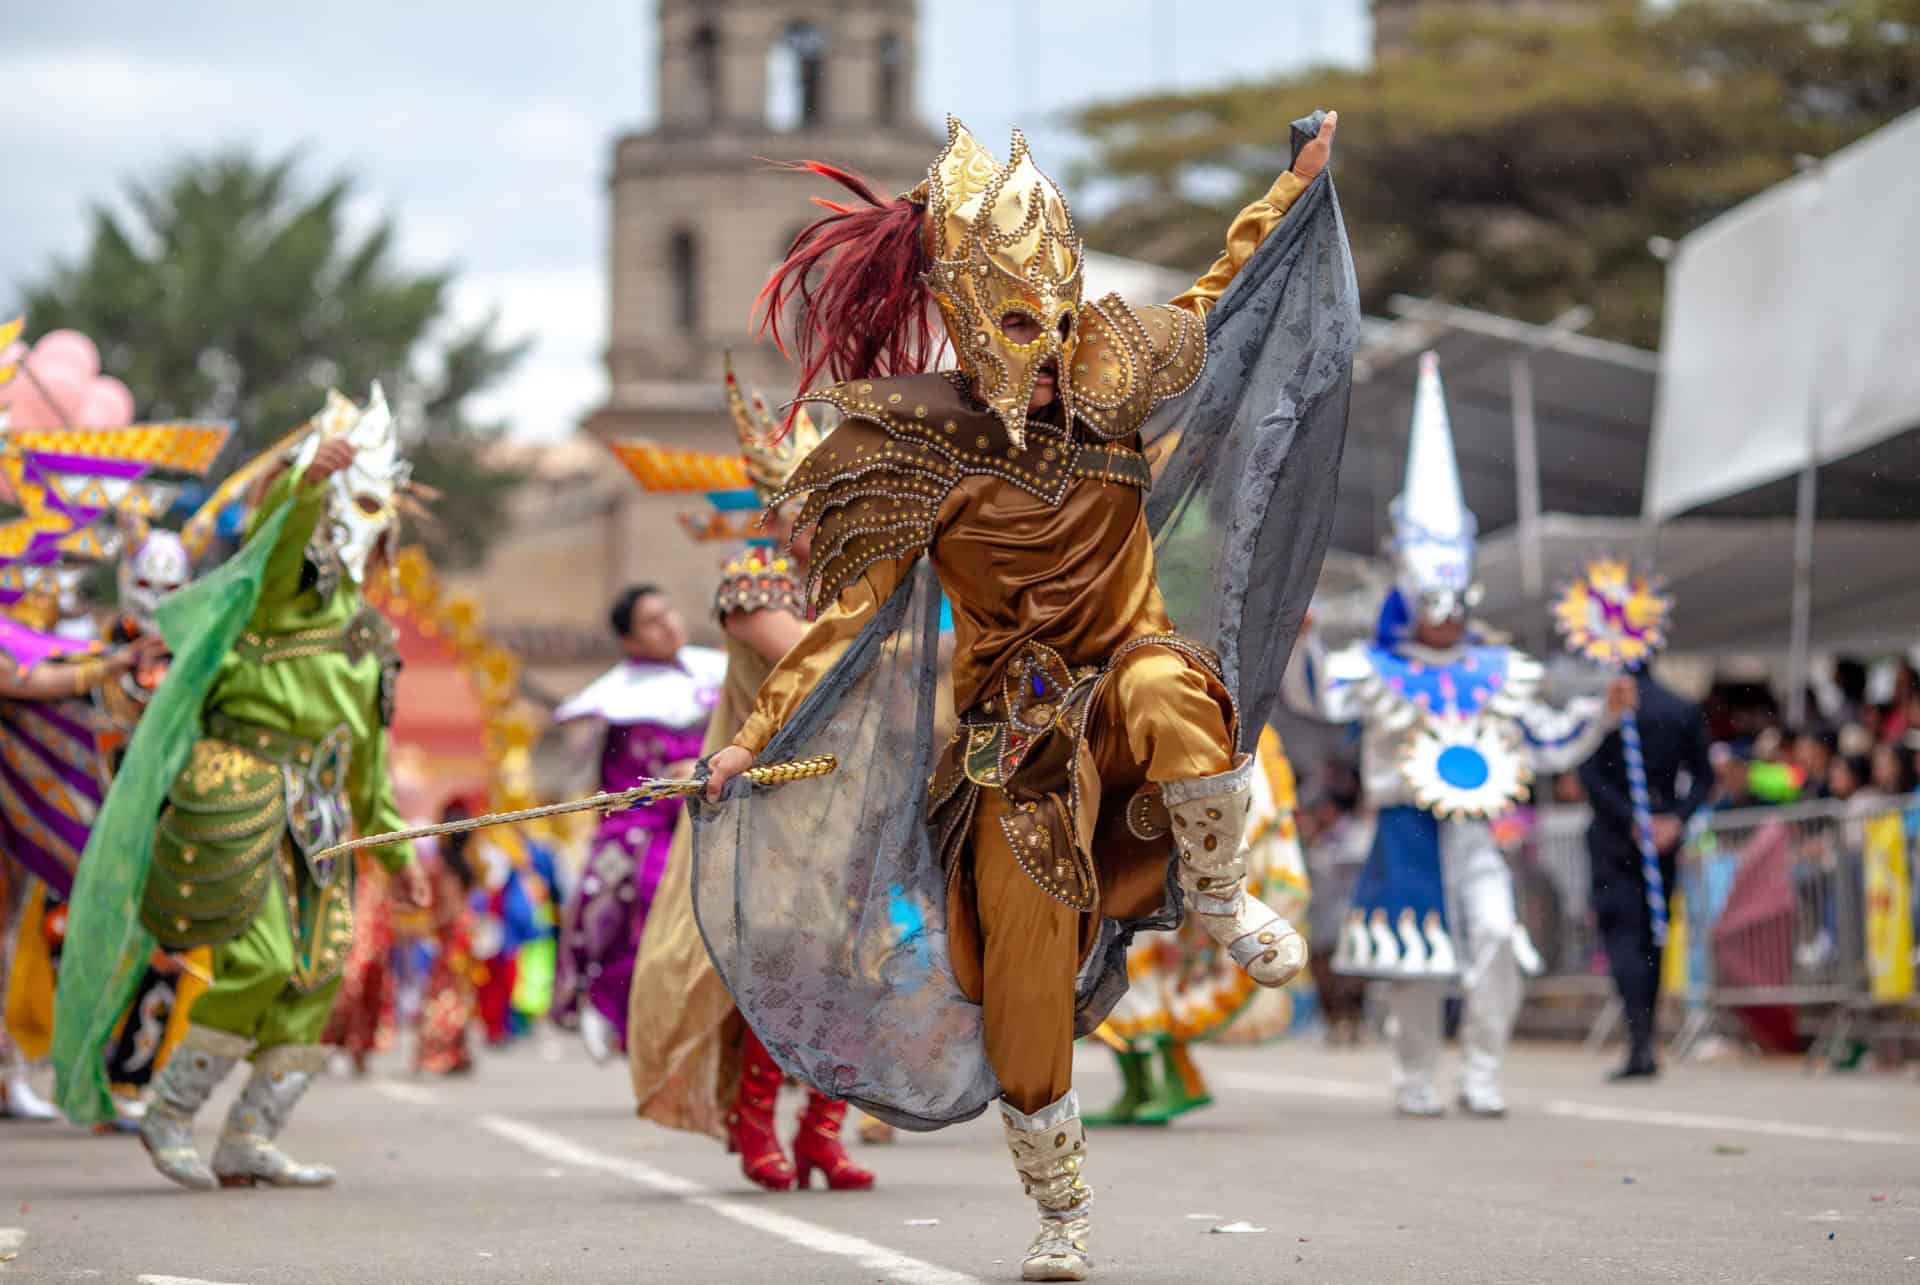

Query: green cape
<box><xmin>51</xmin><ymin>505</ymin><xmax>292</xmax><ymax>1124</ymax></box>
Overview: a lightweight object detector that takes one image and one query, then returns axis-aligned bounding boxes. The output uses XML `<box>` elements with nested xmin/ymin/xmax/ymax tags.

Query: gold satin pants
<box><xmin>952</xmin><ymin>645</ymin><xmax>1234</xmax><ymax>1114</ymax></box>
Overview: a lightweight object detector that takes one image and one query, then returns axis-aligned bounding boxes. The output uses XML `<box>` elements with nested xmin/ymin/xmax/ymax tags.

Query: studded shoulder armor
<box><xmin>1067</xmin><ymin>295</ymin><xmax>1207</xmax><ymax>442</ymax></box>
<box><xmin>769</xmin><ymin>372</ymin><xmax>1158</xmax><ymax>615</ymax></box>
<box><xmin>714</xmin><ymin>547</ymin><xmax>808</xmax><ymax>622</ymax></box>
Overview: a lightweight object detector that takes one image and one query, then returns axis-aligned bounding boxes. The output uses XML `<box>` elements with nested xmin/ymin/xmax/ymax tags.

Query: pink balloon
<box><xmin>5</xmin><ymin>369</ymin><xmax>89</xmax><ymax>429</ymax></box>
<box><xmin>27</xmin><ymin>330</ymin><xmax>101</xmax><ymax>382</ymax></box>
<box><xmin>77</xmin><ymin>375</ymin><xmax>135</xmax><ymax>428</ymax></box>
<box><xmin>0</xmin><ymin>342</ymin><xmax>26</xmax><ymax>408</ymax></box>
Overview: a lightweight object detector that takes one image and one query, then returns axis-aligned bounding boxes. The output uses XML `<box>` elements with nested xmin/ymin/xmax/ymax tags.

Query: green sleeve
<box><xmin>250</xmin><ymin>470</ymin><xmax>330</xmax><ymax>615</ymax></box>
<box><xmin>351</xmin><ymin>723</ymin><xmax>414</xmax><ymax>872</ymax></box>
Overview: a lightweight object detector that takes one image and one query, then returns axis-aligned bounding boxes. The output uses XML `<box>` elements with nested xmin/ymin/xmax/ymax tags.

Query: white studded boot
<box><xmin>1163</xmin><ymin>755</ymin><xmax>1308</xmax><ymax>987</ymax></box>
<box><xmin>211</xmin><ymin>1044</ymin><xmax>336</xmax><ymax>1188</ymax></box>
<box><xmin>1001</xmin><ymin>1091</ymin><xmax>1093</xmax><ymax>1282</ymax></box>
<box><xmin>139</xmin><ymin>1024</ymin><xmax>250</xmax><ymax>1190</ymax></box>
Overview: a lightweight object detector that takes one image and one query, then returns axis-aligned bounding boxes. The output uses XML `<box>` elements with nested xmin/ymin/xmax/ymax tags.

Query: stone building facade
<box><xmin>456</xmin><ymin>1</ymin><xmax>937</xmax><ymax>693</ymax></box>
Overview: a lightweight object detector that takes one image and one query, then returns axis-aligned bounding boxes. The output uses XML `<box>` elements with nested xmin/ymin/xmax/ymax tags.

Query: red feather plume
<box><xmin>753</xmin><ymin>160</ymin><xmax>943</xmax><ymax>435</ymax></box>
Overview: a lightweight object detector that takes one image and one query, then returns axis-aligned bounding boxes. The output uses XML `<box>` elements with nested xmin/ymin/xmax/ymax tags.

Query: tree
<box><xmin>1071</xmin><ymin>0</ymin><xmax>1920</xmax><ymax>348</ymax></box>
<box><xmin>20</xmin><ymin>151</ymin><xmax>528</xmax><ymax>568</ymax></box>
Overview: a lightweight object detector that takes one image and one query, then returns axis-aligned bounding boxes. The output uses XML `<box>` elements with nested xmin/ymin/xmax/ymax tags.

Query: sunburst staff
<box><xmin>698</xmin><ymin>109</ymin><xmax>1355</xmax><ymax>1282</ymax></box>
<box><xmin>1284</xmin><ymin>351</ymin><xmax>1633</xmax><ymax>1119</ymax></box>
<box><xmin>53</xmin><ymin>385</ymin><xmax>430</xmax><ymax>1189</ymax></box>
<box><xmin>624</xmin><ymin>358</ymin><xmax>875</xmax><ymax>1193</ymax></box>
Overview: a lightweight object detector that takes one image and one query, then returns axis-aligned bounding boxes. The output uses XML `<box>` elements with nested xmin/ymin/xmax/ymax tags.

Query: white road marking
<box><xmin>1217</xmin><ymin>1068</ymin><xmax>1920</xmax><ymax>1146</ymax></box>
<box><xmin>137</xmin><ymin>1276</ymin><xmax>252</xmax><ymax>1285</ymax></box>
<box><xmin>0</xmin><ymin>1226</ymin><xmax>23</xmax><ymax>1263</ymax></box>
<box><xmin>1215</xmin><ymin>1070</ymin><xmax>1382</xmax><ymax>1102</ymax></box>
<box><xmin>481</xmin><ymin>1115</ymin><xmax>979</xmax><ymax>1285</ymax></box>
<box><xmin>1542</xmin><ymin>1100</ymin><xmax>1920</xmax><ymax>1147</ymax></box>
<box><xmin>369</xmin><ymin>1081</ymin><xmax>441</xmax><ymax>1107</ymax></box>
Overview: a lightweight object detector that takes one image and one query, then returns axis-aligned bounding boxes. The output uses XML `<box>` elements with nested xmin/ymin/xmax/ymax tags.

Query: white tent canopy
<box><xmin>1645</xmin><ymin>108</ymin><xmax>1920</xmax><ymax>522</ymax></box>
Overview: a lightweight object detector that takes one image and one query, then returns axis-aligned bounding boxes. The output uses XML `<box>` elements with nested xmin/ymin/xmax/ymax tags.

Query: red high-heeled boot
<box><xmin>725</xmin><ymin>1030</ymin><xmax>795</xmax><ymax>1191</ymax></box>
<box><xmin>791</xmin><ymin>1091</ymin><xmax>876</xmax><ymax>1191</ymax></box>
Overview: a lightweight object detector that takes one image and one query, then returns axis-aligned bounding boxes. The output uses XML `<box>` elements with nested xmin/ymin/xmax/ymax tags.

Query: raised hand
<box><xmin>303</xmin><ymin>438</ymin><xmax>357</xmax><ymax>486</ymax></box>
<box><xmin>704</xmin><ymin>744</ymin><xmax>756</xmax><ymax>804</ymax></box>
<box><xmin>1291</xmin><ymin>110</ymin><xmax>1338</xmax><ymax>182</ymax></box>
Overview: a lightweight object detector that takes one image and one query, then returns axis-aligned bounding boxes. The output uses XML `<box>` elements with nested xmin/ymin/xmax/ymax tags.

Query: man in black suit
<box><xmin>1579</xmin><ymin>669</ymin><xmax>1714</xmax><ymax>1080</ymax></box>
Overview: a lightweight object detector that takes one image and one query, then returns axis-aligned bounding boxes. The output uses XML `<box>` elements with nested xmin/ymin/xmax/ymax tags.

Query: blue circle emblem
<box><xmin>1435</xmin><ymin>744</ymin><xmax>1491</xmax><ymax>791</ymax></box>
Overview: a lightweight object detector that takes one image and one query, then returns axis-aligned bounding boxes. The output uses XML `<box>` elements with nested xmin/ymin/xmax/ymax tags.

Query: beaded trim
<box><xmin>234</xmin><ymin>606</ymin><xmax>396</xmax><ymax>668</ymax></box>
<box><xmin>1125</xmin><ymin>787</ymin><xmax>1170</xmax><ymax>841</ymax></box>
<box><xmin>998</xmin><ymin>793</ymin><xmax>1093</xmax><ymax>911</ymax></box>
<box><xmin>203</xmin><ymin>713</ymin><xmax>336</xmax><ymax>770</ymax></box>
<box><xmin>161</xmin><ymin>798</ymin><xmax>287</xmax><ymax>846</ymax></box>
<box><xmin>769</xmin><ymin>372</ymin><xmax>1158</xmax><ymax>613</ymax></box>
<box><xmin>1069</xmin><ymin>295</ymin><xmax>1207</xmax><ymax>442</ymax></box>
<box><xmin>144</xmin><ymin>828</ymin><xmax>279</xmax><ymax>918</ymax></box>
<box><xmin>1062</xmin><ymin>633</ymin><xmax>1231</xmax><ymax>842</ymax></box>
<box><xmin>714</xmin><ymin>549</ymin><xmax>808</xmax><ymax>622</ymax></box>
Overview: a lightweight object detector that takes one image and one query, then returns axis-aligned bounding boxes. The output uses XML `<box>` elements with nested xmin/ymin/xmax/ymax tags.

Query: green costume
<box><xmin>142</xmin><ymin>469</ymin><xmax>411</xmax><ymax>1037</ymax></box>
<box><xmin>54</xmin><ymin>468</ymin><xmax>412</xmax><ymax>1137</ymax></box>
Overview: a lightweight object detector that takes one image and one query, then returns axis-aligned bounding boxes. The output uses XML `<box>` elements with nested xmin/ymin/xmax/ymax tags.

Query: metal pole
<box><xmin>1786</xmin><ymin>461</ymin><xmax>1817</xmax><ymax>726</ymax></box>
<box><xmin>1510</xmin><ymin>352</ymin><xmax>1545</xmax><ymax>649</ymax></box>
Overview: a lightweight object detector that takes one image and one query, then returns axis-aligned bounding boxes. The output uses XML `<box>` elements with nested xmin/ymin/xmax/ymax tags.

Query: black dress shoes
<box><xmin>1607</xmin><ymin>1053</ymin><xmax>1660</xmax><ymax>1082</ymax></box>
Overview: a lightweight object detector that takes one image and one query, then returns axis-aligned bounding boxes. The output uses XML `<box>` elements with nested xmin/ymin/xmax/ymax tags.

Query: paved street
<box><xmin>3</xmin><ymin>1036</ymin><xmax>1914</xmax><ymax>1283</ymax></box>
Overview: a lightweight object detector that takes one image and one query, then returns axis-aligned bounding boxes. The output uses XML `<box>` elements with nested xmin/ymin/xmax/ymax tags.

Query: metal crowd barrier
<box><xmin>1675</xmin><ymin>795</ymin><xmax>1920</xmax><ymax>1065</ymax></box>
<box><xmin>1518</xmin><ymin>794</ymin><xmax>1920</xmax><ymax>1065</ymax></box>
<box><xmin>1671</xmin><ymin>798</ymin><xmax>1864</xmax><ymax>1060</ymax></box>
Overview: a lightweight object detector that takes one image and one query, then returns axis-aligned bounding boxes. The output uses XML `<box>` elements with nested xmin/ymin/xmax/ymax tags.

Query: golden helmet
<box><xmin>919</xmin><ymin>116</ymin><xmax>1084</xmax><ymax>448</ymax></box>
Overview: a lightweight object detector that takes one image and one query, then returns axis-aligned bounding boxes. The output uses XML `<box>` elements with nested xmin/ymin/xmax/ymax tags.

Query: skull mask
<box><xmin>117</xmin><ymin>528</ymin><xmax>192</xmax><ymax>634</ymax></box>
<box><xmin>290</xmin><ymin>382</ymin><xmax>410</xmax><ymax>587</ymax></box>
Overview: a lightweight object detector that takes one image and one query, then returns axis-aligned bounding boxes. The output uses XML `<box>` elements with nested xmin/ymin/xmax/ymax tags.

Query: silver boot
<box><xmin>1164</xmin><ymin>754</ymin><xmax>1308</xmax><ymax>988</ymax></box>
<box><xmin>139</xmin><ymin>1024</ymin><xmax>250</xmax><ymax>1190</ymax></box>
<box><xmin>211</xmin><ymin>1044</ymin><xmax>336</xmax><ymax>1188</ymax></box>
<box><xmin>1001</xmin><ymin>1091</ymin><xmax>1093</xmax><ymax>1282</ymax></box>
<box><xmin>0</xmin><ymin>1066</ymin><xmax>59</xmax><ymax>1120</ymax></box>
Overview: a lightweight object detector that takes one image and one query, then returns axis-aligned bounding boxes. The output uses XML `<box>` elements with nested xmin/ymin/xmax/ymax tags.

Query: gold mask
<box><xmin>724</xmin><ymin>351</ymin><xmax>825</xmax><ymax>501</ymax></box>
<box><xmin>920</xmin><ymin>117</ymin><xmax>1084</xmax><ymax>449</ymax></box>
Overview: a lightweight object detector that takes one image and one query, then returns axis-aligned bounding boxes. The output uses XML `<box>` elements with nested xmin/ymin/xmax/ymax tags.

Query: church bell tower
<box><xmin>590</xmin><ymin>0</ymin><xmax>938</xmax><ymax>444</ymax></box>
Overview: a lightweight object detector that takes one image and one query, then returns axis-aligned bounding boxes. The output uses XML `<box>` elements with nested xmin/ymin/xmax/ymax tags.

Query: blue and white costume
<box><xmin>1286</xmin><ymin>352</ymin><xmax>1613</xmax><ymax>1116</ymax></box>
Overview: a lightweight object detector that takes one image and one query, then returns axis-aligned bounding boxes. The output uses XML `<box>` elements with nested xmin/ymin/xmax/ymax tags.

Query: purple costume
<box><xmin>0</xmin><ymin>619</ymin><xmax>121</xmax><ymax>897</ymax></box>
<box><xmin>550</xmin><ymin>647</ymin><xmax>723</xmax><ymax>1049</ymax></box>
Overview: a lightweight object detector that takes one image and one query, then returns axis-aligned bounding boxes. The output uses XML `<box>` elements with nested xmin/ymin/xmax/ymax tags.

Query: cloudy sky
<box><xmin>2</xmin><ymin>1</ymin><xmax>1367</xmax><ymax>441</ymax></box>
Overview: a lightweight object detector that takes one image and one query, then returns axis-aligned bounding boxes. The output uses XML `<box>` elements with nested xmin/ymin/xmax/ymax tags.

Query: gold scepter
<box><xmin>309</xmin><ymin>754</ymin><xmax>837</xmax><ymax>863</ymax></box>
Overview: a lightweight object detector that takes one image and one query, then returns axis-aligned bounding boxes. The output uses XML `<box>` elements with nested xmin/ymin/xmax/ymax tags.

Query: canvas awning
<box><xmin>1335</xmin><ymin>297</ymin><xmax>1658</xmax><ymax>560</ymax></box>
<box><xmin>1645</xmin><ymin>108</ymin><xmax>1920</xmax><ymax>524</ymax></box>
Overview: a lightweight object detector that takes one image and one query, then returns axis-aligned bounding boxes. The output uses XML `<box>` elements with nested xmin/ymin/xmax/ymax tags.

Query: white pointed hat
<box><xmin>1388</xmin><ymin>352</ymin><xmax>1478</xmax><ymax>623</ymax></box>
